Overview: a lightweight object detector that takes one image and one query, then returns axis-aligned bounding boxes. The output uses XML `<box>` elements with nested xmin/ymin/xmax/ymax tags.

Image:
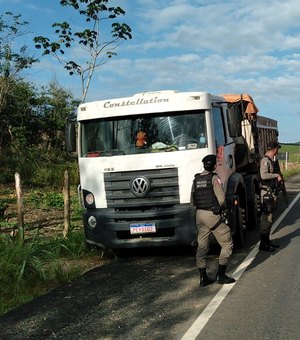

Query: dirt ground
<box><xmin>0</xmin><ymin>183</ymin><xmax>75</xmax><ymax>238</ymax></box>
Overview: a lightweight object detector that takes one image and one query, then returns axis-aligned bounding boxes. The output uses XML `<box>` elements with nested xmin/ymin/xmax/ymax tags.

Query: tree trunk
<box><xmin>14</xmin><ymin>172</ymin><xmax>24</xmax><ymax>244</ymax></box>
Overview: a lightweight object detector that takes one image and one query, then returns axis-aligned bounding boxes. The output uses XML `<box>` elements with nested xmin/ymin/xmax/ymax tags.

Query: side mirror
<box><xmin>65</xmin><ymin>122</ymin><xmax>77</xmax><ymax>155</ymax></box>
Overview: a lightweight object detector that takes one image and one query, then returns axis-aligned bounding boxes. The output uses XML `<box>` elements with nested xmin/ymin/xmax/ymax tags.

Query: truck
<box><xmin>66</xmin><ymin>91</ymin><xmax>279</xmax><ymax>250</ymax></box>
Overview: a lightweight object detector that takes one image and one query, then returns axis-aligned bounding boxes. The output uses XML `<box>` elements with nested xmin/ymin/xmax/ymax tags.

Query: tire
<box><xmin>246</xmin><ymin>186</ymin><xmax>260</xmax><ymax>230</ymax></box>
<box><xmin>233</xmin><ymin>202</ymin><xmax>244</xmax><ymax>249</ymax></box>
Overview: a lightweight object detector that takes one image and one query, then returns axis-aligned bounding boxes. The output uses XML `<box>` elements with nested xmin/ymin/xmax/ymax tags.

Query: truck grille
<box><xmin>104</xmin><ymin>168</ymin><xmax>179</xmax><ymax>208</ymax></box>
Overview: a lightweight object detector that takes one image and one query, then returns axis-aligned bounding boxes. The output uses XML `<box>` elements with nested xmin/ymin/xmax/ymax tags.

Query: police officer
<box><xmin>191</xmin><ymin>154</ymin><xmax>235</xmax><ymax>287</ymax></box>
<box><xmin>259</xmin><ymin>140</ymin><xmax>282</xmax><ymax>251</ymax></box>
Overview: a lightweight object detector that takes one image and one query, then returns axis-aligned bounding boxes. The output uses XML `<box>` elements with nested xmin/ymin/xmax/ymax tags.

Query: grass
<box><xmin>0</xmin><ymin>231</ymin><xmax>111</xmax><ymax>316</ymax></box>
<box><xmin>282</xmin><ymin>164</ymin><xmax>300</xmax><ymax>178</ymax></box>
<box><xmin>0</xmin><ymin>187</ymin><xmax>114</xmax><ymax>316</ymax></box>
<box><xmin>0</xmin><ymin>234</ymin><xmax>66</xmax><ymax>314</ymax></box>
<box><xmin>280</xmin><ymin>143</ymin><xmax>300</xmax><ymax>163</ymax></box>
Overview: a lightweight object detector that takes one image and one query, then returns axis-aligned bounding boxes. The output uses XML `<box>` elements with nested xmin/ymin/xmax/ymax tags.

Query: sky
<box><xmin>1</xmin><ymin>0</ymin><xmax>300</xmax><ymax>143</ymax></box>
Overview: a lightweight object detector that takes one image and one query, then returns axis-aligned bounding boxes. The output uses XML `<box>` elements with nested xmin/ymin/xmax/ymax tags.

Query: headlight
<box><xmin>88</xmin><ymin>215</ymin><xmax>97</xmax><ymax>228</ymax></box>
<box><xmin>85</xmin><ymin>193</ymin><xmax>95</xmax><ymax>205</ymax></box>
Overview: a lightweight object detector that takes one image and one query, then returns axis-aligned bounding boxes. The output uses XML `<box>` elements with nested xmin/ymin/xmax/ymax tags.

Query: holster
<box><xmin>211</xmin><ymin>205</ymin><xmax>221</xmax><ymax>215</ymax></box>
<box><xmin>262</xmin><ymin>189</ymin><xmax>274</xmax><ymax>213</ymax></box>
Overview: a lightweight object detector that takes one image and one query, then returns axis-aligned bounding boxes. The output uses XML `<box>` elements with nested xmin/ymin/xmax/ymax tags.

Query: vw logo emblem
<box><xmin>130</xmin><ymin>176</ymin><xmax>151</xmax><ymax>197</ymax></box>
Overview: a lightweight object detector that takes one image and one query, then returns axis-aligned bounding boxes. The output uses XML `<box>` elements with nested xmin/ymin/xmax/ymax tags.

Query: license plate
<box><xmin>130</xmin><ymin>223</ymin><xmax>156</xmax><ymax>234</ymax></box>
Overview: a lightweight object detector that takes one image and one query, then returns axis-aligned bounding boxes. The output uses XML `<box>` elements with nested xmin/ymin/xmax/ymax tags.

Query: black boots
<box><xmin>268</xmin><ymin>241</ymin><xmax>279</xmax><ymax>248</ymax></box>
<box><xmin>259</xmin><ymin>234</ymin><xmax>278</xmax><ymax>252</ymax></box>
<box><xmin>199</xmin><ymin>266</ymin><xmax>235</xmax><ymax>286</ymax></box>
<box><xmin>267</xmin><ymin>234</ymin><xmax>279</xmax><ymax>248</ymax></box>
<box><xmin>199</xmin><ymin>268</ymin><xmax>214</xmax><ymax>287</ymax></box>
<box><xmin>216</xmin><ymin>265</ymin><xmax>235</xmax><ymax>284</ymax></box>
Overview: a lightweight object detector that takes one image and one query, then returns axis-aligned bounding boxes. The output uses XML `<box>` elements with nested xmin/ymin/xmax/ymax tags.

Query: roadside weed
<box><xmin>0</xmin><ymin>231</ymin><xmax>94</xmax><ymax>316</ymax></box>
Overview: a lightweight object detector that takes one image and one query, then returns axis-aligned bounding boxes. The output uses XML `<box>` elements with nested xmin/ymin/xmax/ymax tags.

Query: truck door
<box><xmin>212</xmin><ymin>106</ymin><xmax>235</xmax><ymax>188</ymax></box>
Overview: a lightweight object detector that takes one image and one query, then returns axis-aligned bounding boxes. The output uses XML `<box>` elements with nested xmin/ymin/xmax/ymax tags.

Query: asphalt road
<box><xmin>0</xmin><ymin>175</ymin><xmax>299</xmax><ymax>340</ymax></box>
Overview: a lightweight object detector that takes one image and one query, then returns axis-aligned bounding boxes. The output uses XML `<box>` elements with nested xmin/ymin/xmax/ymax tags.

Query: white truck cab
<box><xmin>66</xmin><ymin>90</ymin><xmax>278</xmax><ymax>250</ymax></box>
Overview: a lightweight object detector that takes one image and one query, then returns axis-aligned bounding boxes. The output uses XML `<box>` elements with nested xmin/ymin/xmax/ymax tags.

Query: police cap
<box><xmin>202</xmin><ymin>154</ymin><xmax>217</xmax><ymax>166</ymax></box>
<box><xmin>267</xmin><ymin>140</ymin><xmax>281</xmax><ymax>150</ymax></box>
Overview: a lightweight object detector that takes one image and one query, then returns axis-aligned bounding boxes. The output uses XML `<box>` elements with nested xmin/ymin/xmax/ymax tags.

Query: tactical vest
<box><xmin>260</xmin><ymin>155</ymin><xmax>277</xmax><ymax>189</ymax></box>
<box><xmin>193</xmin><ymin>172</ymin><xmax>219</xmax><ymax>210</ymax></box>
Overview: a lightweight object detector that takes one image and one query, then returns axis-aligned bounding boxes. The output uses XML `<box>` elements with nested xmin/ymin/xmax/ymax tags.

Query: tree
<box><xmin>0</xmin><ymin>78</ymin><xmax>78</xmax><ymax>152</ymax></box>
<box><xmin>35</xmin><ymin>82</ymin><xmax>79</xmax><ymax>149</ymax></box>
<box><xmin>2</xmin><ymin>79</ymin><xmax>37</xmax><ymax>151</ymax></box>
<box><xmin>0</xmin><ymin>11</ymin><xmax>38</xmax><ymax>148</ymax></box>
<box><xmin>34</xmin><ymin>0</ymin><xmax>132</xmax><ymax>103</ymax></box>
<box><xmin>0</xmin><ymin>12</ymin><xmax>77</xmax><ymax>152</ymax></box>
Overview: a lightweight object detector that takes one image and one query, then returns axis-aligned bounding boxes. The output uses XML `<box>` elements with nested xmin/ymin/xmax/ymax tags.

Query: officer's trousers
<box><xmin>260</xmin><ymin>191</ymin><xmax>277</xmax><ymax>236</ymax></box>
<box><xmin>196</xmin><ymin>209</ymin><xmax>233</xmax><ymax>269</ymax></box>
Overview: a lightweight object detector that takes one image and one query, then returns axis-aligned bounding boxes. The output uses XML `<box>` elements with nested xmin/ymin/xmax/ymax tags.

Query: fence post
<box><xmin>14</xmin><ymin>172</ymin><xmax>24</xmax><ymax>244</ymax></box>
<box><xmin>63</xmin><ymin>170</ymin><xmax>70</xmax><ymax>238</ymax></box>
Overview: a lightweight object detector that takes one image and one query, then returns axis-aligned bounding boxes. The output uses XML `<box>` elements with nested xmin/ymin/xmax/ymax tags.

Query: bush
<box><xmin>0</xmin><ymin>147</ymin><xmax>79</xmax><ymax>188</ymax></box>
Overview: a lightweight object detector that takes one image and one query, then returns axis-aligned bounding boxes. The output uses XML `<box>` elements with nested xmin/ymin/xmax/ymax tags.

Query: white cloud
<box><xmin>134</xmin><ymin>0</ymin><xmax>300</xmax><ymax>56</ymax></box>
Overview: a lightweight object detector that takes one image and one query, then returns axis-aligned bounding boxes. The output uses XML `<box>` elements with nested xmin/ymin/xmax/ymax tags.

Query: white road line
<box><xmin>270</xmin><ymin>193</ymin><xmax>300</xmax><ymax>234</ymax></box>
<box><xmin>181</xmin><ymin>192</ymin><xmax>300</xmax><ymax>340</ymax></box>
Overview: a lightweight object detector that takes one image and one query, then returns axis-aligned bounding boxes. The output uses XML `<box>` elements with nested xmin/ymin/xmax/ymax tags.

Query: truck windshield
<box><xmin>80</xmin><ymin>110</ymin><xmax>207</xmax><ymax>157</ymax></box>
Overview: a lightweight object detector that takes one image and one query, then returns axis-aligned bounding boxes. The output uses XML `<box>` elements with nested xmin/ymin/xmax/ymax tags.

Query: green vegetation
<box><xmin>279</xmin><ymin>143</ymin><xmax>300</xmax><ymax>177</ymax></box>
<box><xmin>34</xmin><ymin>0</ymin><xmax>132</xmax><ymax>102</ymax></box>
<box><xmin>0</xmin><ymin>185</ymin><xmax>114</xmax><ymax>316</ymax></box>
<box><xmin>0</xmin><ymin>5</ymin><xmax>131</xmax><ymax>317</ymax></box>
<box><xmin>280</xmin><ymin>143</ymin><xmax>300</xmax><ymax>163</ymax></box>
<box><xmin>282</xmin><ymin>165</ymin><xmax>300</xmax><ymax>178</ymax></box>
<box><xmin>0</xmin><ymin>231</ymin><xmax>100</xmax><ymax>316</ymax></box>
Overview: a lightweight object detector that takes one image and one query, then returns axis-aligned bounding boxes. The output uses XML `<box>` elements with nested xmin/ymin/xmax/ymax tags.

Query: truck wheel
<box><xmin>247</xmin><ymin>189</ymin><xmax>260</xmax><ymax>230</ymax></box>
<box><xmin>233</xmin><ymin>204</ymin><xmax>244</xmax><ymax>249</ymax></box>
